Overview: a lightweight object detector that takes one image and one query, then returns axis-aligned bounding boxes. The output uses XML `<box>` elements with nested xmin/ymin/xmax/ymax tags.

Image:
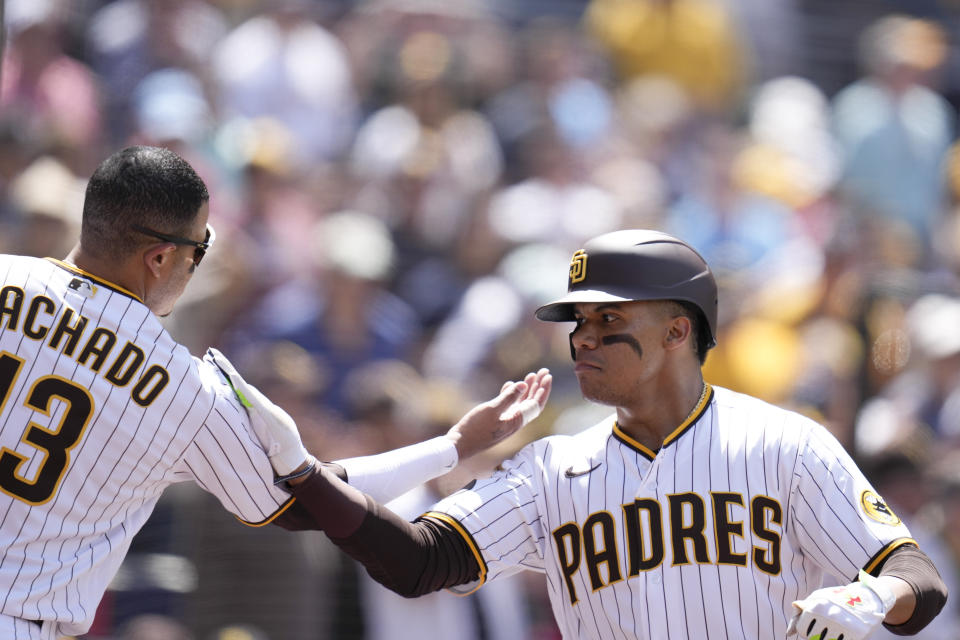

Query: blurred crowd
<box><xmin>4</xmin><ymin>0</ymin><xmax>960</xmax><ymax>638</ymax></box>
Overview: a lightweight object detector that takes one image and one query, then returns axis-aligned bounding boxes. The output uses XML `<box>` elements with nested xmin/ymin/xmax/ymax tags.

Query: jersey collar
<box><xmin>45</xmin><ymin>258</ymin><xmax>144</xmax><ymax>303</ymax></box>
<box><xmin>613</xmin><ymin>383</ymin><xmax>714</xmax><ymax>461</ymax></box>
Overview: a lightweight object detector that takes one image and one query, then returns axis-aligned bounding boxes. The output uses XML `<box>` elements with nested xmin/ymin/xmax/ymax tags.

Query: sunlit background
<box><xmin>4</xmin><ymin>0</ymin><xmax>960</xmax><ymax>638</ymax></box>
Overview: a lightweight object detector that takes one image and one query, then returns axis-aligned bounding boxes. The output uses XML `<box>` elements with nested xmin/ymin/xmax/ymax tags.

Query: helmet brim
<box><xmin>535</xmin><ymin>289</ymin><xmax>635</xmax><ymax>322</ymax></box>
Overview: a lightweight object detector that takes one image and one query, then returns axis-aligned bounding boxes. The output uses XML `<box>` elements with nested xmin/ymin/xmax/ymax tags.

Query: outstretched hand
<box><xmin>447</xmin><ymin>368</ymin><xmax>552</xmax><ymax>461</ymax></box>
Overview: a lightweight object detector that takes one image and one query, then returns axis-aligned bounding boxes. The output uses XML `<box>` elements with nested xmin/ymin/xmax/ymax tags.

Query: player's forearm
<box><xmin>876</xmin><ymin>576</ymin><xmax>915</xmax><ymax>625</ymax></box>
<box><xmin>329</xmin><ymin>498</ymin><xmax>479</xmax><ymax>597</ymax></box>
<box><xmin>334</xmin><ymin>436</ymin><xmax>458</xmax><ymax>503</ymax></box>
<box><xmin>283</xmin><ymin>466</ymin><xmax>478</xmax><ymax>596</ymax></box>
<box><xmin>878</xmin><ymin>544</ymin><xmax>948</xmax><ymax>635</ymax></box>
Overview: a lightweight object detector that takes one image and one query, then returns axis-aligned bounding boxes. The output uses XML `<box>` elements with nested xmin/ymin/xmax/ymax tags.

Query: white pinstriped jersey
<box><xmin>428</xmin><ymin>384</ymin><xmax>914</xmax><ymax>640</ymax></box>
<box><xmin>0</xmin><ymin>255</ymin><xmax>292</xmax><ymax>637</ymax></box>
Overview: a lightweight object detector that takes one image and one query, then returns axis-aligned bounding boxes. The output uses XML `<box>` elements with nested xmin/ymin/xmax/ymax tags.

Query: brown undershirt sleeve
<box><xmin>270</xmin><ymin>462</ymin><xmax>347</xmax><ymax>531</ymax></box>
<box><xmin>871</xmin><ymin>543</ymin><xmax>948</xmax><ymax>635</ymax></box>
<box><xmin>271</xmin><ymin>465</ymin><xmax>480</xmax><ymax>595</ymax></box>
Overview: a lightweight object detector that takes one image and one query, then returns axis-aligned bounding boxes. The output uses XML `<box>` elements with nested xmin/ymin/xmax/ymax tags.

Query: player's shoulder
<box><xmin>710</xmin><ymin>385</ymin><xmax>822</xmax><ymax>443</ymax></box>
<box><xmin>712</xmin><ymin>385</ymin><xmax>815</xmax><ymax>421</ymax></box>
<box><xmin>0</xmin><ymin>254</ymin><xmax>54</xmax><ymax>279</ymax></box>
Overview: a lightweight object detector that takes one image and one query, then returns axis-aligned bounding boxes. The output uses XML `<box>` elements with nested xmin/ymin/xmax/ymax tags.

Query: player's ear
<box><xmin>663</xmin><ymin>315</ymin><xmax>691</xmax><ymax>351</ymax></box>
<box><xmin>143</xmin><ymin>243</ymin><xmax>177</xmax><ymax>279</ymax></box>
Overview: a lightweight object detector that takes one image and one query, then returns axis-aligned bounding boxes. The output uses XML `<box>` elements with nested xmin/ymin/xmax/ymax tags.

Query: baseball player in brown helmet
<box><xmin>231</xmin><ymin>229</ymin><xmax>947</xmax><ymax>639</ymax></box>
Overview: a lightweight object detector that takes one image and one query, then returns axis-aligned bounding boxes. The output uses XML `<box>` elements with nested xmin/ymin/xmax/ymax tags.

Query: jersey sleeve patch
<box><xmin>860</xmin><ymin>490</ymin><xmax>901</xmax><ymax>526</ymax></box>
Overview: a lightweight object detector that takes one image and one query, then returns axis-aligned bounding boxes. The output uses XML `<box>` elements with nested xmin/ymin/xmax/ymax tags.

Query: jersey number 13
<box><xmin>0</xmin><ymin>352</ymin><xmax>94</xmax><ymax>504</ymax></box>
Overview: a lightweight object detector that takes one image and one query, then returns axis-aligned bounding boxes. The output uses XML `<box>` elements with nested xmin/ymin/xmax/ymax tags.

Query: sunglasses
<box><xmin>132</xmin><ymin>223</ymin><xmax>216</xmax><ymax>267</ymax></box>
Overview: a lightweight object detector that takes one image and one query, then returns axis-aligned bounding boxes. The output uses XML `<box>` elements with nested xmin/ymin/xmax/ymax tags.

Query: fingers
<box><xmin>492</xmin><ymin>369</ymin><xmax>552</xmax><ymax>425</ymax></box>
<box><xmin>492</xmin><ymin>380</ymin><xmax>528</xmax><ymax>412</ymax></box>
<box><xmin>534</xmin><ymin>370</ymin><xmax>552</xmax><ymax>409</ymax></box>
<box><xmin>522</xmin><ymin>371</ymin><xmax>537</xmax><ymax>392</ymax></box>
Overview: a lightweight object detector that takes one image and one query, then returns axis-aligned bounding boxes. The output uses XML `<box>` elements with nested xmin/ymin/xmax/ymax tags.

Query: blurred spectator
<box><xmin>485</xmin><ymin>18</ymin><xmax>613</xmax><ymax>169</ymax></box>
<box><xmin>742</xmin><ymin>75</ymin><xmax>841</xmax><ymax>243</ymax></box>
<box><xmin>717</xmin><ymin>0</ymin><xmax>803</xmax><ymax>83</ymax></box>
<box><xmin>831</xmin><ymin>15</ymin><xmax>956</xmax><ymax>257</ymax></box>
<box><xmin>338</xmin><ymin>4</ymin><xmax>528</xmax><ymax>330</ymax></box>
<box><xmin>422</xmin><ymin>242</ymin><xmax>570</xmax><ymax>387</ymax></box>
<box><xmin>211</xmin><ymin>0</ymin><xmax>358</xmax><ymax>167</ymax></box>
<box><xmin>662</xmin><ymin>124</ymin><xmax>803</xmax><ymax>281</ymax></box>
<box><xmin>933</xmin><ymin>140</ymin><xmax>960</xmax><ymax>274</ymax></box>
<box><xmin>344</xmin><ymin>363</ymin><xmax>541</xmax><ymax>640</ymax></box>
<box><xmin>854</xmin><ymin>293</ymin><xmax>960</xmax><ymax>456</ymax></box>
<box><xmin>583</xmin><ymin>0</ymin><xmax>748</xmax><ymax>113</ymax></box>
<box><xmin>863</xmin><ymin>452</ymin><xmax>960</xmax><ymax>640</ymax></box>
<box><xmin>2</xmin><ymin>0</ymin><xmax>104</xmax><ymax>172</ymax></box>
<box><xmin>5</xmin><ymin>155</ymin><xmax>85</xmax><ymax>258</ymax></box>
<box><xmin>85</xmin><ymin>0</ymin><xmax>227</xmax><ymax>144</ymax></box>
<box><xmin>486</xmin><ymin>125</ymin><xmax>623</xmax><ymax>248</ymax></box>
<box><xmin>130</xmin><ymin>68</ymin><xmax>214</xmax><ymax>149</ymax></box>
<box><xmin>224</xmin><ymin>211</ymin><xmax>421</xmax><ymax>419</ymax></box>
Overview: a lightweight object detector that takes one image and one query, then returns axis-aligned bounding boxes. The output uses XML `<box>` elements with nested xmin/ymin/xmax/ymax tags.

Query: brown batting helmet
<box><xmin>535</xmin><ymin>230</ymin><xmax>718</xmax><ymax>347</ymax></box>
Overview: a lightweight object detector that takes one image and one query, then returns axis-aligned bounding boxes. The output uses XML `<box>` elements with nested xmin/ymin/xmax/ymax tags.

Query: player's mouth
<box><xmin>573</xmin><ymin>360</ymin><xmax>602</xmax><ymax>373</ymax></box>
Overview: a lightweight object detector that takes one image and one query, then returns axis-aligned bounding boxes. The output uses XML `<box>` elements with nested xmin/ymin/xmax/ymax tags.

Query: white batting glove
<box><xmin>787</xmin><ymin>571</ymin><xmax>896</xmax><ymax>640</ymax></box>
<box><xmin>206</xmin><ymin>348</ymin><xmax>310</xmax><ymax>477</ymax></box>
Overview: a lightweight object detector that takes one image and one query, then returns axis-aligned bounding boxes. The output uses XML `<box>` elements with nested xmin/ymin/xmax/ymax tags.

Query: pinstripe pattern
<box><xmin>0</xmin><ymin>613</ymin><xmax>57</xmax><ymax>640</ymax></box>
<box><xmin>431</xmin><ymin>385</ymin><xmax>913</xmax><ymax>639</ymax></box>
<box><xmin>0</xmin><ymin>255</ymin><xmax>290</xmax><ymax>637</ymax></box>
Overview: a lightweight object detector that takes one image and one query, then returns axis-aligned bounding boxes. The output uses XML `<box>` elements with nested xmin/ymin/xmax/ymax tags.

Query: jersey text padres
<box><xmin>429</xmin><ymin>385</ymin><xmax>914</xmax><ymax>640</ymax></box>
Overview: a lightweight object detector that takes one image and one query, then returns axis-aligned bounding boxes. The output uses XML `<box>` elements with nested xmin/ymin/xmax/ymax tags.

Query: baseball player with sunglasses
<box><xmin>232</xmin><ymin>229</ymin><xmax>947</xmax><ymax>639</ymax></box>
<box><xmin>0</xmin><ymin>145</ymin><xmax>552</xmax><ymax>639</ymax></box>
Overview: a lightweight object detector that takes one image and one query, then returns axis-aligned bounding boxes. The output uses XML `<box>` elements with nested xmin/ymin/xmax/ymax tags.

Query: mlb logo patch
<box><xmin>68</xmin><ymin>278</ymin><xmax>96</xmax><ymax>298</ymax></box>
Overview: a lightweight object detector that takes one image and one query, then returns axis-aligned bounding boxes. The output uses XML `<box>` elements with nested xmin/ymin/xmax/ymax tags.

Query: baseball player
<box><xmin>0</xmin><ymin>146</ymin><xmax>550</xmax><ymax>639</ymax></box>
<box><xmin>238</xmin><ymin>230</ymin><xmax>947</xmax><ymax>639</ymax></box>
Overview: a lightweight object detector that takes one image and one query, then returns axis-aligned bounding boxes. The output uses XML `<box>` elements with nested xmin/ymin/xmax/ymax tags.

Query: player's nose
<box><xmin>570</xmin><ymin>326</ymin><xmax>600</xmax><ymax>355</ymax></box>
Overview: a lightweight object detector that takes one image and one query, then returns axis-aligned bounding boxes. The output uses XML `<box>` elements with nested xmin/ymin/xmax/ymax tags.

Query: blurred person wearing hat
<box><xmin>584</xmin><ymin>0</ymin><xmax>747</xmax><ymax>113</ymax></box>
<box><xmin>239</xmin><ymin>229</ymin><xmax>947</xmax><ymax>639</ymax></box>
<box><xmin>5</xmin><ymin>156</ymin><xmax>85</xmax><ymax>259</ymax></box>
<box><xmin>222</xmin><ymin>210</ymin><xmax>424</xmax><ymax>420</ymax></box>
<box><xmin>2</xmin><ymin>0</ymin><xmax>104</xmax><ymax>172</ymax></box>
<box><xmin>210</xmin><ymin>0</ymin><xmax>358</xmax><ymax>167</ymax></box>
<box><xmin>831</xmin><ymin>15</ymin><xmax>955</xmax><ymax>257</ymax></box>
<box><xmin>855</xmin><ymin>293</ymin><xmax>960</xmax><ymax>453</ymax></box>
<box><xmin>85</xmin><ymin>0</ymin><xmax>228</xmax><ymax>144</ymax></box>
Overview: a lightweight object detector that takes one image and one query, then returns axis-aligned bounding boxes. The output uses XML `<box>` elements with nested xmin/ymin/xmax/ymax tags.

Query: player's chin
<box><xmin>576</xmin><ymin>379</ymin><xmax>614</xmax><ymax>406</ymax></box>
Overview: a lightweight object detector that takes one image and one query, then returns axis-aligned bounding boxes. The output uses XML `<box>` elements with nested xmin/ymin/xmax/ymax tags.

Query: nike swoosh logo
<box><xmin>564</xmin><ymin>463</ymin><xmax>601</xmax><ymax>478</ymax></box>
